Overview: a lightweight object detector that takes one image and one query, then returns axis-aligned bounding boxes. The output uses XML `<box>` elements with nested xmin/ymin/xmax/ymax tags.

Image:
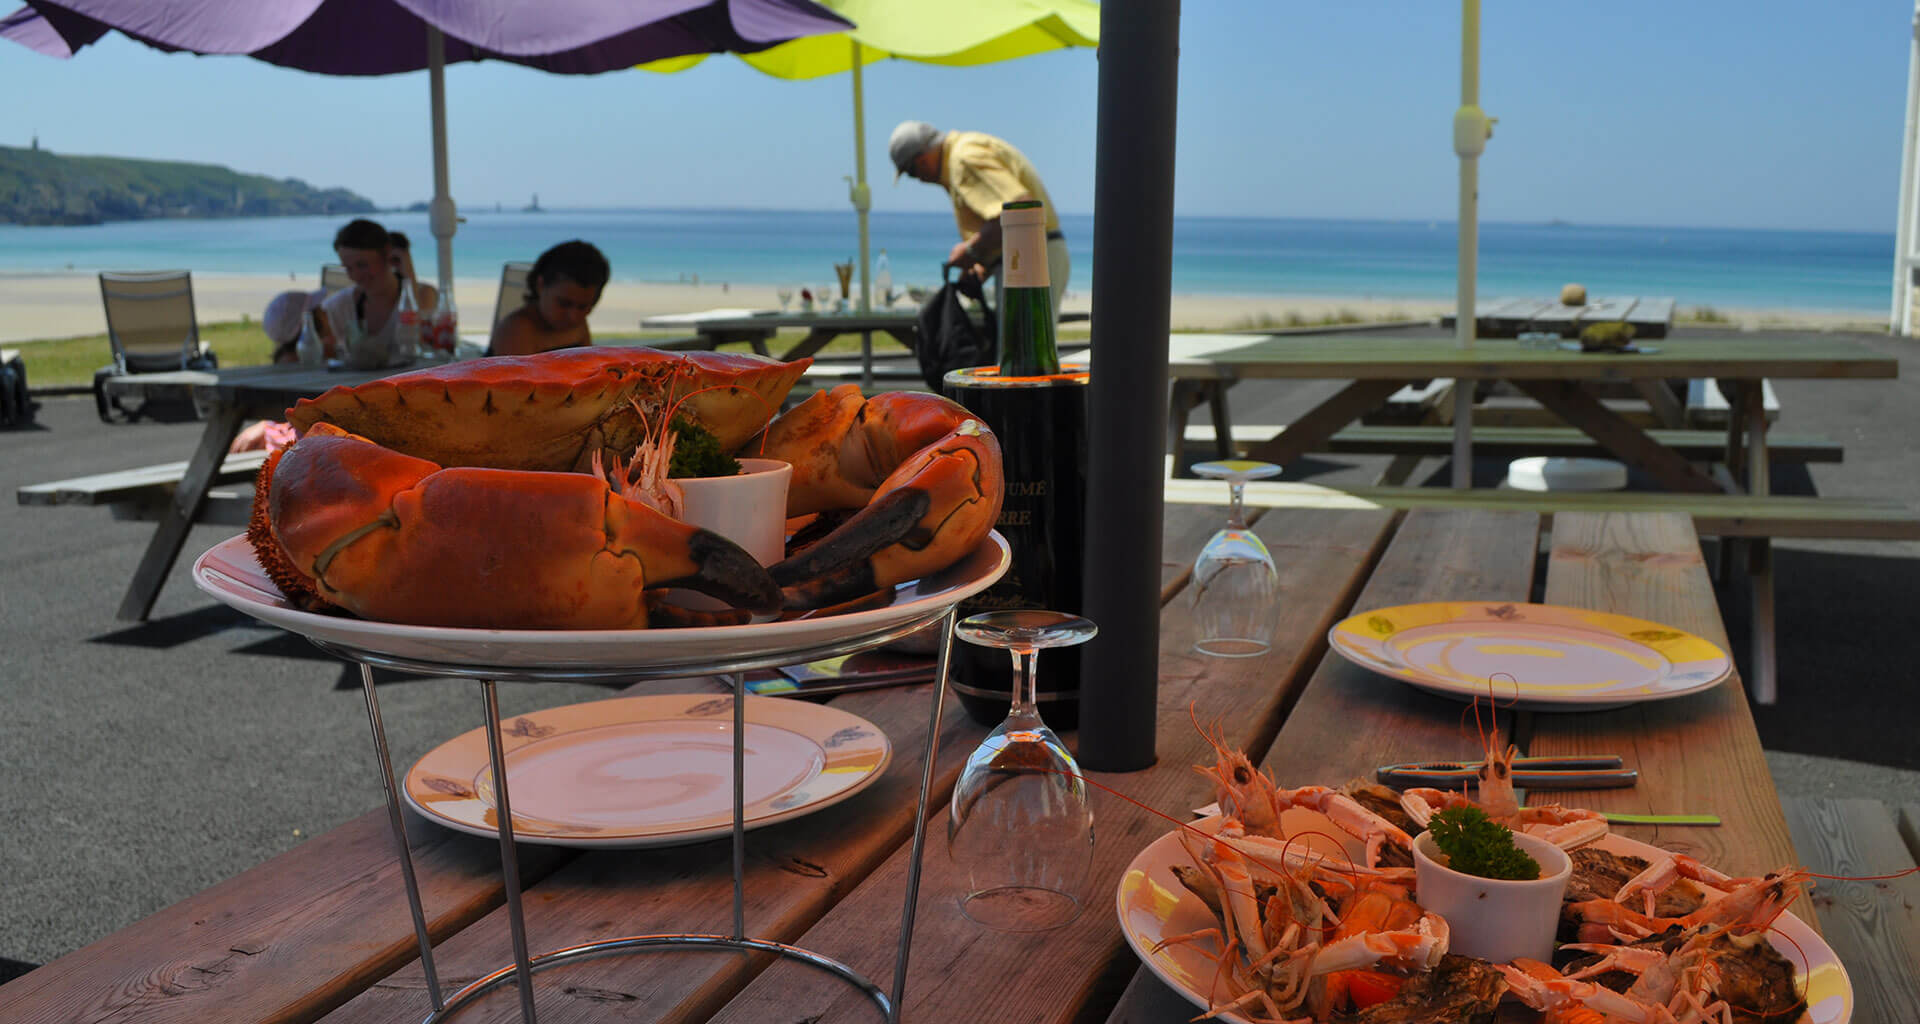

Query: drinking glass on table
<box><xmin>947</xmin><ymin>609</ymin><xmax>1096</xmax><ymax>932</ymax></box>
<box><xmin>1189</xmin><ymin>460</ymin><xmax>1283</xmax><ymax>657</ymax></box>
<box><xmin>776</xmin><ymin>285</ymin><xmax>794</xmax><ymax>312</ymax></box>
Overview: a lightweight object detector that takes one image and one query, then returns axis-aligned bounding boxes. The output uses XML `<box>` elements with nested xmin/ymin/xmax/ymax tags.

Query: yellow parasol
<box><xmin>642</xmin><ymin>0</ymin><xmax>1099</xmax><ymax>311</ymax></box>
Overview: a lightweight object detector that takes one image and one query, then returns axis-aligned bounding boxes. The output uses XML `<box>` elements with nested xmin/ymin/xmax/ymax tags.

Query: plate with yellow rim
<box><xmin>402</xmin><ymin>693</ymin><xmax>891</xmax><ymax>848</ymax></box>
<box><xmin>1327</xmin><ymin>601</ymin><xmax>1733</xmax><ymax>710</ymax></box>
<box><xmin>1116</xmin><ymin>815</ymin><xmax>1849</xmax><ymax>1024</ymax></box>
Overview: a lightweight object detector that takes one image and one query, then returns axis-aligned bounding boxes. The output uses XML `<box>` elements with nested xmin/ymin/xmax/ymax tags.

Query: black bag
<box><xmin>913</xmin><ymin>265</ymin><xmax>996</xmax><ymax>392</ymax></box>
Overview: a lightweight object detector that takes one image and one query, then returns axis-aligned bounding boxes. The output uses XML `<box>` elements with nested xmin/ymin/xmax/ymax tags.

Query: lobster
<box><xmin>246</xmin><ymin>347</ymin><xmax>1004</xmax><ymax>630</ymax></box>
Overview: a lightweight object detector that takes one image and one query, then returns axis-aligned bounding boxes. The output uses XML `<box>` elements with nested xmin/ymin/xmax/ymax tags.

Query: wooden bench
<box><xmin>1165</xmin><ymin>479</ymin><xmax>1920</xmax><ymax>540</ymax></box>
<box><xmin>1687</xmin><ymin>377</ymin><xmax>1782</xmax><ymax>427</ymax></box>
<box><xmin>17</xmin><ymin>450</ymin><xmax>267</xmax><ymax>526</ymax></box>
<box><xmin>1780</xmin><ymin>797</ymin><xmax>1920</xmax><ymax>1023</ymax></box>
<box><xmin>1180</xmin><ymin>423</ymin><xmax>1842</xmax><ymax>484</ymax></box>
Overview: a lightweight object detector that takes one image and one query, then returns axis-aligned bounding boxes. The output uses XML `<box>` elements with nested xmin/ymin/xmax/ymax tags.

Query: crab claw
<box><xmin>768</xmin><ymin>411</ymin><xmax>1002</xmax><ymax>609</ymax></box>
<box><xmin>263</xmin><ymin>424</ymin><xmax>778</xmax><ymax>629</ymax></box>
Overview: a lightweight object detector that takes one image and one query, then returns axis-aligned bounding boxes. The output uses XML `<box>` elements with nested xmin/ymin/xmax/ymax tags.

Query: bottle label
<box><xmin>1001</xmin><ymin>204</ymin><xmax>1049</xmax><ymax>289</ymax></box>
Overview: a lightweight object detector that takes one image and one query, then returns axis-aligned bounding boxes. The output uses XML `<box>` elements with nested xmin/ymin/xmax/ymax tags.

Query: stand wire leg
<box><xmin>889</xmin><ymin>608</ymin><xmax>958</xmax><ymax>1021</ymax></box>
<box><xmin>480</xmin><ymin>680</ymin><xmax>539</xmax><ymax>1024</ymax></box>
<box><xmin>729</xmin><ymin>672</ymin><xmax>747</xmax><ymax>941</ymax></box>
<box><xmin>359</xmin><ymin>664</ymin><xmax>445</xmax><ymax>1011</ymax></box>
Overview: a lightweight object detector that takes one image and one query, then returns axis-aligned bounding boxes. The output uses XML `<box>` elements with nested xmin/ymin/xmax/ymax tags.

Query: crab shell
<box><xmin>285</xmin><ymin>347</ymin><xmax>811</xmax><ymax>473</ymax></box>
<box><xmin>256</xmin><ymin>423</ymin><xmax>780</xmax><ymax>629</ymax></box>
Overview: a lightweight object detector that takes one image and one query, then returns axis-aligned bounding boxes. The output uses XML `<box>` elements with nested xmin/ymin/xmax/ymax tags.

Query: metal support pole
<box><xmin>1893</xmin><ymin>1</ymin><xmax>1920</xmax><ymax>333</ymax></box>
<box><xmin>851</xmin><ymin>39</ymin><xmax>873</xmax><ymax>315</ymax></box>
<box><xmin>1451</xmin><ymin>0</ymin><xmax>1489</xmax><ymax>490</ymax></box>
<box><xmin>427</xmin><ymin>27</ymin><xmax>458</xmax><ymax>296</ymax></box>
<box><xmin>359</xmin><ymin>664</ymin><xmax>444</xmax><ymax>1011</ymax></box>
<box><xmin>1079</xmin><ymin>0</ymin><xmax>1180</xmax><ymax>772</ymax></box>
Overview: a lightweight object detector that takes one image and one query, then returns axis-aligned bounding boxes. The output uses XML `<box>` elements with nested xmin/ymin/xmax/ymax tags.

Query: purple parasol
<box><xmin>0</xmin><ymin>0</ymin><xmax>853</xmax><ymax>290</ymax></box>
<box><xmin>1</xmin><ymin>0</ymin><xmax>851</xmax><ymax>73</ymax></box>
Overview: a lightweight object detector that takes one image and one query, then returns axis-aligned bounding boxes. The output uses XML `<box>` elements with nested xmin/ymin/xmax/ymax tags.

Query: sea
<box><xmin>0</xmin><ymin>208</ymin><xmax>1894</xmax><ymax>315</ymax></box>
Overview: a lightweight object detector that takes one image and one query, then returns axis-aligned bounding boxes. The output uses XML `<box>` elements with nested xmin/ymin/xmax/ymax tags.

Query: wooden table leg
<box><xmin>1511</xmin><ymin>379</ymin><xmax>1723</xmax><ymax>494</ymax></box>
<box><xmin>1165</xmin><ymin>380</ymin><xmax>1204</xmax><ymax>475</ymax></box>
<box><xmin>116</xmin><ymin>402</ymin><xmax>247</xmax><ymax>621</ymax></box>
<box><xmin>1204</xmin><ymin>380</ymin><xmax>1234</xmax><ymax>461</ymax></box>
<box><xmin>1242</xmin><ymin>379</ymin><xmax>1412</xmax><ymax>467</ymax></box>
<box><xmin>1631</xmin><ymin>378</ymin><xmax>1688</xmax><ymax>429</ymax></box>
<box><xmin>777</xmin><ymin>329</ymin><xmax>837</xmax><ymax>362</ymax></box>
<box><xmin>1740</xmin><ymin>380</ymin><xmax>1778</xmax><ymax>705</ymax></box>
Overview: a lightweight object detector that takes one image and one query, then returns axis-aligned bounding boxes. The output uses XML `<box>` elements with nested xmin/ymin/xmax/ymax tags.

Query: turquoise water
<box><xmin>0</xmin><ymin>209</ymin><xmax>1892</xmax><ymax>313</ymax></box>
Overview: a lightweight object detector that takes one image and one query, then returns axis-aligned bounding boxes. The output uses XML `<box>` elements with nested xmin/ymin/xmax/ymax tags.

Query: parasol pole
<box><xmin>850</xmin><ymin>38</ymin><xmax>872</xmax><ymax>313</ymax></box>
<box><xmin>427</xmin><ymin>26</ymin><xmax>457</xmax><ymax>296</ymax></box>
<box><xmin>1892</xmin><ymin>0</ymin><xmax>1920</xmax><ymax>334</ymax></box>
<box><xmin>1080</xmin><ymin>0</ymin><xmax>1180</xmax><ymax>772</ymax></box>
<box><xmin>1451</xmin><ymin>0</ymin><xmax>1490</xmax><ymax>489</ymax></box>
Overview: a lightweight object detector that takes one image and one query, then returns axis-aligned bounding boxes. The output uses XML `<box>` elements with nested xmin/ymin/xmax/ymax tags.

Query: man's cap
<box><xmin>889</xmin><ymin>120</ymin><xmax>940</xmax><ymax>182</ymax></box>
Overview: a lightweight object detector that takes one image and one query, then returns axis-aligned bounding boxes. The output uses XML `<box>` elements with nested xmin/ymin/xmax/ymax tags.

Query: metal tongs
<box><xmin>1376</xmin><ymin>754</ymin><xmax>1638</xmax><ymax>791</ymax></box>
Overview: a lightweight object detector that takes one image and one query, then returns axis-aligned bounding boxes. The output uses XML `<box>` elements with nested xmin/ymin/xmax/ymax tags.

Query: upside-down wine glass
<box><xmin>947</xmin><ymin>609</ymin><xmax>1097</xmax><ymax>932</ymax></box>
<box><xmin>1189</xmin><ymin>460</ymin><xmax>1283</xmax><ymax>657</ymax></box>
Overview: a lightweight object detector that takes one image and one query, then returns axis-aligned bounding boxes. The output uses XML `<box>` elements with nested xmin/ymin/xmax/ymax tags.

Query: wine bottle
<box><xmin>429</xmin><ymin>289</ymin><xmax>458</xmax><ymax>357</ymax></box>
<box><xmin>393</xmin><ymin>274</ymin><xmax>420</xmax><ymax>364</ymax></box>
<box><xmin>296</xmin><ymin>310</ymin><xmax>324</xmax><ymax>367</ymax></box>
<box><xmin>996</xmin><ymin>199</ymin><xmax>1059</xmax><ymax>377</ymax></box>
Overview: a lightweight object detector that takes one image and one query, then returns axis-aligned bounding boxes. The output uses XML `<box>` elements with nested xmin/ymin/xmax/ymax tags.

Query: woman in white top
<box><xmin>320</xmin><ymin>219</ymin><xmax>433</xmax><ymax>368</ymax></box>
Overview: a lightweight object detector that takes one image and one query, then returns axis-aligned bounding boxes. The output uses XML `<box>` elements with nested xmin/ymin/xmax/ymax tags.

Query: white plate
<box><xmin>1116</xmin><ymin>815</ymin><xmax>1849</xmax><ymax>1024</ymax></box>
<box><xmin>1328</xmin><ymin>601</ymin><xmax>1733</xmax><ymax>711</ymax></box>
<box><xmin>192</xmin><ymin>532</ymin><xmax>1008</xmax><ymax>669</ymax></box>
<box><xmin>403</xmin><ymin>694</ymin><xmax>891</xmax><ymax>848</ymax></box>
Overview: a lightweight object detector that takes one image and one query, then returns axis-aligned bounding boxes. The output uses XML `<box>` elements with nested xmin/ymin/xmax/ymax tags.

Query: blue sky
<box><xmin>0</xmin><ymin>1</ymin><xmax>1908</xmax><ymax>232</ymax></box>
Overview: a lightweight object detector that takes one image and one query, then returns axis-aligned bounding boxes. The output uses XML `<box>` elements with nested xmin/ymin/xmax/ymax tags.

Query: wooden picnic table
<box><xmin>1074</xmin><ymin>331</ymin><xmax>1906</xmax><ymax>703</ymax></box>
<box><xmin>94</xmin><ymin>363</ymin><xmax>415</xmax><ymax>622</ymax></box>
<box><xmin>11</xmin><ymin>506</ymin><xmax>1910</xmax><ymax>1024</ymax></box>
<box><xmin>641</xmin><ymin>308</ymin><xmax>1091</xmax><ymax>389</ymax></box>
<box><xmin>1441</xmin><ymin>295</ymin><xmax>1677</xmax><ymax>339</ymax></box>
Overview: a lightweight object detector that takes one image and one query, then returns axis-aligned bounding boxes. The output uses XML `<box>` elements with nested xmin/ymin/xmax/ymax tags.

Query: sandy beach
<box><xmin>0</xmin><ymin>271</ymin><xmax>1887</xmax><ymax>345</ymax></box>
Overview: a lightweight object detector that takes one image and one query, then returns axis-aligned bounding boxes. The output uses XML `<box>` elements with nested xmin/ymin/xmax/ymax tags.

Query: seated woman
<box><xmin>318</xmin><ymin>218</ymin><xmax>413</xmax><ymax>368</ymax></box>
<box><xmin>489</xmin><ymin>240</ymin><xmax>609</xmax><ymax>357</ymax></box>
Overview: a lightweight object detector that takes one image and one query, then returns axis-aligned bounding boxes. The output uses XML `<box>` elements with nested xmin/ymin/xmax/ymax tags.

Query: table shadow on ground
<box><xmin>1709</xmin><ymin>541</ymin><xmax>1920</xmax><ymax>772</ymax></box>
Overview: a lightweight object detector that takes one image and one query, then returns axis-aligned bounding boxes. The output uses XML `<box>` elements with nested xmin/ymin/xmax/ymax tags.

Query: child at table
<box><xmin>489</xmin><ymin>240</ymin><xmax>609</xmax><ymax>357</ymax></box>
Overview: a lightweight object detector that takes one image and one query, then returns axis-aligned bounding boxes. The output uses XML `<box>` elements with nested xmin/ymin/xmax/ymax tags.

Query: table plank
<box><xmin>318</xmin><ymin>678</ymin><xmax>984</xmax><ymax>1024</ymax></box>
<box><xmin>1168</xmin><ymin>335</ymin><xmax>1896</xmax><ymax>382</ymax></box>
<box><xmin>698</xmin><ymin>506</ymin><xmax>1399</xmax><ymax>1024</ymax></box>
<box><xmin>0</xmin><ymin>810</ymin><xmax>571</xmax><ymax>1024</ymax></box>
<box><xmin>1782</xmin><ymin>797</ymin><xmax>1920</xmax><ymax>1024</ymax></box>
<box><xmin>1259</xmin><ymin>508</ymin><xmax>1542</xmax><ymax>786</ymax></box>
<box><xmin>1528</xmin><ymin>512</ymin><xmax>1803</xmax><ymax>885</ymax></box>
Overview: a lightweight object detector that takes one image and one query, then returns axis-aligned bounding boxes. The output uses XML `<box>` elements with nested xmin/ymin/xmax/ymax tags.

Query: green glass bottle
<box><xmin>996</xmin><ymin>199</ymin><xmax>1060</xmax><ymax>377</ymax></box>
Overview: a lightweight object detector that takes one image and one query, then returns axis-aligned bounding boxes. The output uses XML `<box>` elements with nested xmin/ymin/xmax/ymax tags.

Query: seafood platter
<box><xmin>193</xmin><ymin>348</ymin><xmax>1012</xmax><ymax>667</ymax></box>
<box><xmin>1116</xmin><ymin>725</ymin><xmax>1850</xmax><ymax>1024</ymax></box>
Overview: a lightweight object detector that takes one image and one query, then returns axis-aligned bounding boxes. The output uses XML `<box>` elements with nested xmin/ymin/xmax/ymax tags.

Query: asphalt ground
<box><xmin>2</xmin><ymin>328</ymin><xmax>1917</xmax><ymax>972</ymax></box>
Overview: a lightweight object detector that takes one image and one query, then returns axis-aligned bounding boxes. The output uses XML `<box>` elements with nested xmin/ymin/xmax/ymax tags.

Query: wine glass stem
<box><xmin>1227</xmin><ymin>480</ymin><xmax>1248</xmax><ymax>530</ymax></box>
<box><xmin>1005</xmin><ymin>646</ymin><xmax>1040</xmax><ymax>719</ymax></box>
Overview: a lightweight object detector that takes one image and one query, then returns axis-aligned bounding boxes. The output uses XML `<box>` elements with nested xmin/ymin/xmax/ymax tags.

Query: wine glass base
<box><xmin>1193</xmin><ymin>637</ymin><xmax>1272</xmax><ymax>658</ymax></box>
<box><xmin>957</xmin><ymin>885</ymin><xmax>1084</xmax><ymax>932</ymax></box>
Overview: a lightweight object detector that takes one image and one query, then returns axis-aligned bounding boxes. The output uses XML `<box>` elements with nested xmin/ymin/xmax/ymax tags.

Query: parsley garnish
<box><xmin>666</xmin><ymin>417</ymin><xmax>740</xmax><ymax>479</ymax></box>
<box><xmin>1427</xmin><ymin>806</ymin><xmax>1540</xmax><ymax>881</ymax></box>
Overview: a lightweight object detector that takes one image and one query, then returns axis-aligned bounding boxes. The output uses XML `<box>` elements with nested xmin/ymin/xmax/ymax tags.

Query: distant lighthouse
<box><xmin>524</xmin><ymin>192</ymin><xmax>543</xmax><ymax>213</ymax></box>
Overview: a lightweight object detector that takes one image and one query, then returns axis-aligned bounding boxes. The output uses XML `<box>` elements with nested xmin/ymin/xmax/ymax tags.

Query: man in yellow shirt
<box><xmin>889</xmin><ymin>120</ymin><xmax>1070</xmax><ymax>325</ymax></box>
